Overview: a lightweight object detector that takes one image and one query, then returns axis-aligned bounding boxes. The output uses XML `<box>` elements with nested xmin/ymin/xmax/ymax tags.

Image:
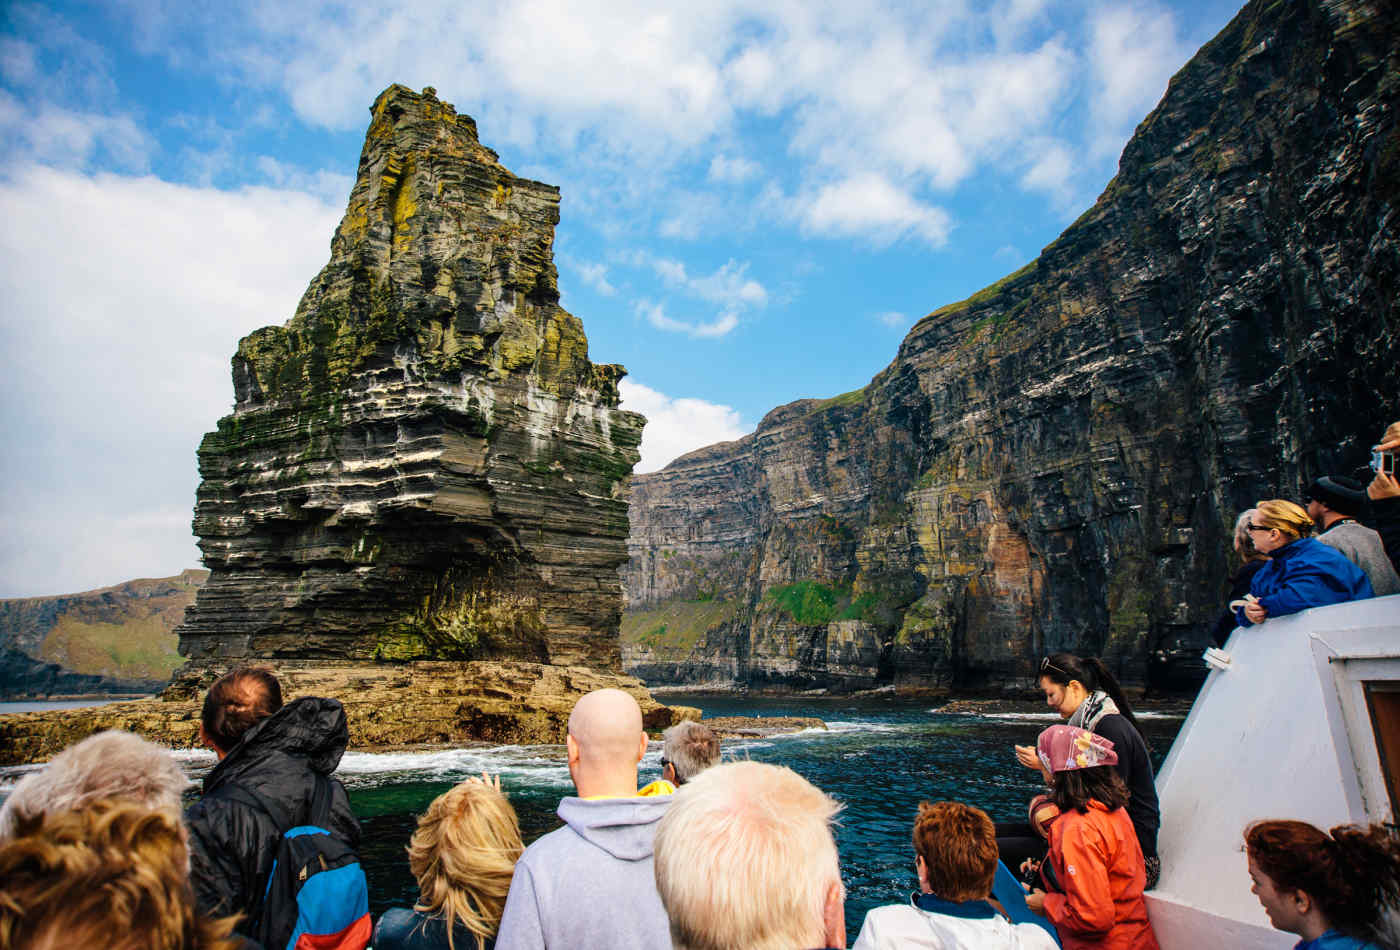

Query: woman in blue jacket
<box><xmin>1235</xmin><ymin>499</ymin><xmax>1373</xmax><ymax>627</ymax></box>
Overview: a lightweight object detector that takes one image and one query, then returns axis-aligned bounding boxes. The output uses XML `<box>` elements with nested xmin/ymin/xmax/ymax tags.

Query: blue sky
<box><xmin>0</xmin><ymin>0</ymin><xmax>1243</xmax><ymax>598</ymax></box>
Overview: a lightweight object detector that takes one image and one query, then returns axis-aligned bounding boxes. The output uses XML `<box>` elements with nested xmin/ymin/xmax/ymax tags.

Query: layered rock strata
<box><xmin>623</xmin><ymin>0</ymin><xmax>1400</xmax><ymax>690</ymax></box>
<box><xmin>0</xmin><ymin>661</ymin><xmax>698</xmax><ymax>766</ymax></box>
<box><xmin>177</xmin><ymin>86</ymin><xmax>643</xmax><ymax>670</ymax></box>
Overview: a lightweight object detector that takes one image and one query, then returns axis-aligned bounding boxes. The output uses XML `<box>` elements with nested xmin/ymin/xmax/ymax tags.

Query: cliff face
<box><xmin>622</xmin><ymin>0</ymin><xmax>1400</xmax><ymax>690</ymax></box>
<box><xmin>178</xmin><ymin>86</ymin><xmax>643</xmax><ymax>670</ymax></box>
<box><xmin>0</xmin><ymin>571</ymin><xmax>205</xmax><ymax>697</ymax></box>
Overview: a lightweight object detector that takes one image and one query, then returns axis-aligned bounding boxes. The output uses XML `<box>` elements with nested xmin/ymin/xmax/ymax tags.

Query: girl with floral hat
<box><xmin>1024</xmin><ymin>725</ymin><xmax>1159</xmax><ymax>950</ymax></box>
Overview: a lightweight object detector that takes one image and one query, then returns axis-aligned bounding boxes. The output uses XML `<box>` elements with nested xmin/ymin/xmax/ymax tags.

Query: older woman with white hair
<box><xmin>0</xmin><ymin>729</ymin><xmax>188</xmax><ymax>841</ymax></box>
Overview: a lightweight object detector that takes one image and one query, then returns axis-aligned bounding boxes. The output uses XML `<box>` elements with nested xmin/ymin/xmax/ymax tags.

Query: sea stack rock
<box><xmin>178</xmin><ymin>85</ymin><xmax>643</xmax><ymax>670</ymax></box>
<box><xmin>622</xmin><ymin>0</ymin><xmax>1399</xmax><ymax>691</ymax></box>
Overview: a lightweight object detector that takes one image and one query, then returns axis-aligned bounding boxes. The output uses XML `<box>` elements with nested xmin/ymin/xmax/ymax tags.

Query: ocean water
<box><xmin>299</xmin><ymin>692</ymin><xmax>1185</xmax><ymax>932</ymax></box>
<box><xmin>0</xmin><ymin>692</ymin><xmax>1186</xmax><ymax>934</ymax></box>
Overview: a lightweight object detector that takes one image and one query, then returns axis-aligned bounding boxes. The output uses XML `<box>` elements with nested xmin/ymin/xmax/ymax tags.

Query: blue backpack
<box><xmin>223</xmin><ymin>775</ymin><xmax>371</xmax><ymax>950</ymax></box>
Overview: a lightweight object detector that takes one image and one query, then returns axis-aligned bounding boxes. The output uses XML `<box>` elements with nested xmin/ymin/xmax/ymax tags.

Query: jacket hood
<box><xmin>204</xmin><ymin>696</ymin><xmax>349</xmax><ymax>792</ymax></box>
<box><xmin>556</xmin><ymin>795</ymin><xmax>671</xmax><ymax>861</ymax></box>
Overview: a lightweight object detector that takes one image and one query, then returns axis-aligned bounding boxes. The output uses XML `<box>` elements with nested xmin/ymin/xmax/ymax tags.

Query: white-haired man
<box><xmin>496</xmin><ymin>688</ymin><xmax>672</xmax><ymax>950</ymax></box>
<box><xmin>660</xmin><ymin>720</ymin><xmax>720</xmax><ymax>787</ymax></box>
<box><xmin>654</xmin><ymin>760</ymin><xmax>847</xmax><ymax>950</ymax></box>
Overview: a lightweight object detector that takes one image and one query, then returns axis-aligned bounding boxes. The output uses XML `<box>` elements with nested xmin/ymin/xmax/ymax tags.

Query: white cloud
<box><xmin>568</xmin><ymin>258</ymin><xmax>617</xmax><ymax>296</ymax></box>
<box><xmin>636</xmin><ymin>301</ymin><xmax>740</xmax><ymax>340</ymax></box>
<box><xmin>874</xmin><ymin>310</ymin><xmax>907</xmax><ymax>328</ymax></box>
<box><xmin>708</xmin><ymin>153</ymin><xmax>760</xmax><ymax>183</ymax></box>
<box><xmin>801</xmin><ymin>173</ymin><xmax>953</xmax><ymax>247</ymax></box>
<box><xmin>619</xmin><ymin>379</ymin><xmax>749</xmax><ymax>473</ymax></box>
<box><xmin>100</xmin><ymin>0</ymin><xmax>1168</xmax><ymax>245</ymax></box>
<box><xmin>1019</xmin><ymin>139</ymin><xmax>1079</xmax><ymax>211</ymax></box>
<box><xmin>1087</xmin><ymin>3</ymin><xmax>1189</xmax><ymax>156</ymax></box>
<box><xmin>0</xmin><ymin>164</ymin><xmax>341</xmax><ymax>597</ymax></box>
<box><xmin>0</xmin><ymin>91</ymin><xmax>152</xmax><ymax>171</ymax></box>
<box><xmin>253</xmin><ymin>155</ymin><xmax>354</xmax><ymax>205</ymax></box>
<box><xmin>0</xmin><ymin>37</ymin><xmax>39</xmax><ymax>85</ymax></box>
<box><xmin>647</xmin><ymin>256</ymin><xmax>768</xmax><ymax>309</ymax></box>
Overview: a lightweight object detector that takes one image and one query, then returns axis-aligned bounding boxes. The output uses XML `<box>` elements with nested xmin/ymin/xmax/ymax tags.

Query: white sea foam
<box><xmin>823</xmin><ymin>720</ymin><xmax>903</xmax><ymax>734</ymax></box>
<box><xmin>331</xmin><ymin>744</ymin><xmax>574</xmax><ymax>789</ymax></box>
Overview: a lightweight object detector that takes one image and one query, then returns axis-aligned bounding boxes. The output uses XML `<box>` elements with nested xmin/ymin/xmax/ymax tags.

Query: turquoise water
<box><xmin>338</xmin><ymin>693</ymin><xmax>1186</xmax><ymax>932</ymax></box>
<box><xmin>0</xmin><ymin>692</ymin><xmax>1185</xmax><ymax>933</ymax></box>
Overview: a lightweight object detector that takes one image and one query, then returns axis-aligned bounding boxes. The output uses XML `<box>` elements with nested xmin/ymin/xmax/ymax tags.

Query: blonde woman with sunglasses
<box><xmin>1232</xmin><ymin>499</ymin><xmax>1373</xmax><ymax>628</ymax></box>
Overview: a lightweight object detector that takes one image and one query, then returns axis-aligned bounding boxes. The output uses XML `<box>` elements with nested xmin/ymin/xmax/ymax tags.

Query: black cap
<box><xmin>1305</xmin><ymin>475</ymin><xmax>1367</xmax><ymax>517</ymax></box>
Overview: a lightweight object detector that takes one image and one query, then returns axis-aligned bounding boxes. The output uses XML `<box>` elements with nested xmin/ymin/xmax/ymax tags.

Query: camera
<box><xmin>1372</xmin><ymin>449</ymin><xmax>1396</xmax><ymax>475</ymax></box>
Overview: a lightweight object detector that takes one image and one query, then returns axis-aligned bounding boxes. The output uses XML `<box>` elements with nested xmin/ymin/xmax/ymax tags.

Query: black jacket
<box><xmin>1093</xmin><ymin>713</ymin><xmax>1160</xmax><ymax>859</ymax></box>
<box><xmin>186</xmin><ymin>696</ymin><xmax>361</xmax><ymax>931</ymax></box>
<box><xmin>1367</xmin><ymin>494</ymin><xmax>1400</xmax><ymax>576</ymax></box>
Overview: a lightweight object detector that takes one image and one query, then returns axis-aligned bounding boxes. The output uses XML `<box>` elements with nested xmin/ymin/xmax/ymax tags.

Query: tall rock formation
<box><xmin>178</xmin><ymin>86</ymin><xmax>643</xmax><ymax>670</ymax></box>
<box><xmin>622</xmin><ymin>0</ymin><xmax>1399</xmax><ymax>690</ymax></box>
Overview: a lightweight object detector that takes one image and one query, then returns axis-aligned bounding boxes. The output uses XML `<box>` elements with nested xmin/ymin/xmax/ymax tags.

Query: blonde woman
<box><xmin>1233</xmin><ymin>499</ymin><xmax>1372</xmax><ymax>627</ymax></box>
<box><xmin>375</xmin><ymin>774</ymin><xmax>524</xmax><ymax>950</ymax></box>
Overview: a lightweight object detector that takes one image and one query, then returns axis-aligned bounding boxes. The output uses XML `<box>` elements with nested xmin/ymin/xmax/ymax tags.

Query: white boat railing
<box><xmin>1146</xmin><ymin>594</ymin><xmax>1400</xmax><ymax>950</ymax></box>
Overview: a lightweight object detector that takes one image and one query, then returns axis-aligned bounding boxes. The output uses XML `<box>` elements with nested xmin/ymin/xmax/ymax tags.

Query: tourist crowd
<box><xmin>1</xmin><ymin>424</ymin><xmax>1398</xmax><ymax>950</ymax></box>
<box><xmin>4</xmin><ymin>667</ymin><xmax>1400</xmax><ymax>950</ymax></box>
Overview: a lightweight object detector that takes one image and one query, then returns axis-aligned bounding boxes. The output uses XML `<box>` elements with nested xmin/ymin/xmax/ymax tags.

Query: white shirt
<box><xmin>852</xmin><ymin>902</ymin><xmax>1060</xmax><ymax>950</ymax></box>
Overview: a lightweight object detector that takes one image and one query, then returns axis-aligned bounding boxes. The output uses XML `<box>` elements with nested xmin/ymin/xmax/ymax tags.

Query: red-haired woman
<box><xmin>852</xmin><ymin>800</ymin><xmax>1058</xmax><ymax>949</ymax></box>
<box><xmin>1245</xmin><ymin>820</ymin><xmax>1400</xmax><ymax>949</ymax></box>
<box><xmin>1025</xmin><ymin>725</ymin><xmax>1158</xmax><ymax>950</ymax></box>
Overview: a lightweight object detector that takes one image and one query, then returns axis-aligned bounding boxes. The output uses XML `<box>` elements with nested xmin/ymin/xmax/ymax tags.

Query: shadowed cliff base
<box><xmin>622</xmin><ymin>0</ymin><xmax>1400</xmax><ymax>692</ymax></box>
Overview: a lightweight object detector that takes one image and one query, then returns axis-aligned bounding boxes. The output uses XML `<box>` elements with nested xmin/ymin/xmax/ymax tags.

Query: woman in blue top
<box><xmin>1235</xmin><ymin>499</ymin><xmax>1372</xmax><ymax>627</ymax></box>
<box><xmin>1245</xmin><ymin>819</ymin><xmax>1400</xmax><ymax>949</ymax></box>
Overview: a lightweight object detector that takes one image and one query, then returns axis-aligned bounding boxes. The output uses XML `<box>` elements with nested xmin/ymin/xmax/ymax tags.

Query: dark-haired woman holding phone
<box><xmin>1010</xmin><ymin>653</ymin><xmax>1162</xmax><ymax>889</ymax></box>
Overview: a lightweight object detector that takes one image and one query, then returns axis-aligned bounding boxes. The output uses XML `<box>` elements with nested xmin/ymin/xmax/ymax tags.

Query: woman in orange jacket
<box><xmin>1025</xmin><ymin>725</ymin><xmax>1160</xmax><ymax>950</ymax></box>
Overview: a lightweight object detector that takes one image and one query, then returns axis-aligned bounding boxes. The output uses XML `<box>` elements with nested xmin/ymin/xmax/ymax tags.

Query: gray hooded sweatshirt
<box><xmin>495</xmin><ymin>795</ymin><xmax>673</xmax><ymax>950</ymax></box>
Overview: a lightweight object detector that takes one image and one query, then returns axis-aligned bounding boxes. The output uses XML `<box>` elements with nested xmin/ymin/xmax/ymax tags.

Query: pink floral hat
<box><xmin>1037</xmin><ymin>724</ymin><xmax>1118</xmax><ymax>774</ymax></box>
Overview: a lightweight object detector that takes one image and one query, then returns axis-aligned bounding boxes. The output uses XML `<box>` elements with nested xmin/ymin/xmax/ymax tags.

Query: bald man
<box><xmin>495</xmin><ymin>689</ymin><xmax>673</xmax><ymax>950</ymax></box>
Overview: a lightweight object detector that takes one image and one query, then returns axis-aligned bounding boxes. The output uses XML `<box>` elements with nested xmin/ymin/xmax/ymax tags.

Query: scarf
<box><xmin>1068</xmin><ymin>689</ymin><xmax>1119</xmax><ymax>731</ymax></box>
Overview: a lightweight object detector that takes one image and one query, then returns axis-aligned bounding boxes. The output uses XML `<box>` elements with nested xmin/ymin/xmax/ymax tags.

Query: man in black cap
<box><xmin>1306</xmin><ymin>475</ymin><xmax>1400</xmax><ymax>596</ymax></box>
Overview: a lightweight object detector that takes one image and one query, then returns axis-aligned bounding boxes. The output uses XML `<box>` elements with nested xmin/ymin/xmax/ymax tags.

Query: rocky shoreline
<box><xmin>0</xmin><ymin>661</ymin><xmax>701</xmax><ymax>767</ymax></box>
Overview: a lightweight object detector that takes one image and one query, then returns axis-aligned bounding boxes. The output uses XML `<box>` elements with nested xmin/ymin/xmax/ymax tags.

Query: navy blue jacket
<box><xmin>375</xmin><ymin>907</ymin><xmax>492</xmax><ymax>950</ymax></box>
<box><xmin>1235</xmin><ymin>537</ymin><xmax>1373</xmax><ymax>626</ymax></box>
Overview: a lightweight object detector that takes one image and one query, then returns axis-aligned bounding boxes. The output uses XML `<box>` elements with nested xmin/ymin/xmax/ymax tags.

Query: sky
<box><xmin>0</xmin><ymin>0</ymin><xmax>1244</xmax><ymax>599</ymax></box>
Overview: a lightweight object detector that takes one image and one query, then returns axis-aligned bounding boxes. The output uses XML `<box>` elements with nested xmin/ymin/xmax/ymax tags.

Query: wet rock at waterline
<box><xmin>0</xmin><ymin>662</ymin><xmax>698</xmax><ymax>766</ymax></box>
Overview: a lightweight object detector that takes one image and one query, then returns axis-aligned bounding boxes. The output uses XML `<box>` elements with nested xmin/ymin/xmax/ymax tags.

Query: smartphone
<box><xmin>1373</xmin><ymin>449</ymin><xmax>1396</xmax><ymax>475</ymax></box>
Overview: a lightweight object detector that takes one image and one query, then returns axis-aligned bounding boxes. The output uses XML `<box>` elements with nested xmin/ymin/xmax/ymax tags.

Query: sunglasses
<box><xmin>1246</xmin><ymin>522</ymin><xmax>1271</xmax><ymax>533</ymax></box>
